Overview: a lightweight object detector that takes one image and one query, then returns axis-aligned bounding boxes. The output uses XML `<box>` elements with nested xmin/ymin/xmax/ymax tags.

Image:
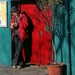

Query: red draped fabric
<box><xmin>18</xmin><ymin>4</ymin><xmax>52</xmax><ymax>65</ymax></box>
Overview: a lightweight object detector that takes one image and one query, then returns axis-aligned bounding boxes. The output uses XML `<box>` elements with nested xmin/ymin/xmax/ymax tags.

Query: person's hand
<box><xmin>14</xmin><ymin>23</ymin><xmax>17</xmax><ymax>27</ymax></box>
<box><xmin>11</xmin><ymin>23</ymin><xmax>15</xmax><ymax>29</ymax></box>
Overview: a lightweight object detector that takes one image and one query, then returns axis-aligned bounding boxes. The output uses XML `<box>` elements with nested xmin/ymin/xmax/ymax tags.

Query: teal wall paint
<box><xmin>70</xmin><ymin>0</ymin><xmax>75</xmax><ymax>75</ymax></box>
<box><xmin>54</xmin><ymin>0</ymin><xmax>75</xmax><ymax>75</ymax></box>
<box><xmin>0</xmin><ymin>0</ymin><xmax>12</xmax><ymax>66</ymax></box>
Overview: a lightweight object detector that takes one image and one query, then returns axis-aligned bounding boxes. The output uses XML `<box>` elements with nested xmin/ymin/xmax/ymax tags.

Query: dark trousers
<box><xmin>13</xmin><ymin>35</ymin><xmax>24</xmax><ymax>66</ymax></box>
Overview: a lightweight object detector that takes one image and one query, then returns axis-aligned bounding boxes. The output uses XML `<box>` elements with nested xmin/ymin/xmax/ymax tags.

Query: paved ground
<box><xmin>0</xmin><ymin>64</ymin><xmax>48</xmax><ymax>75</ymax></box>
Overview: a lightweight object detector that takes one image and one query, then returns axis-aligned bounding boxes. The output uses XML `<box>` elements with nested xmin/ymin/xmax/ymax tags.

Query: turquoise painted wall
<box><xmin>54</xmin><ymin>0</ymin><xmax>75</xmax><ymax>75</ymax></box>
<box><xmin>70</xmin><ymin>0</ymin><xmax>75</xmax><ymax>75</ymax></box>
<box><xmin>0</xmin><ymin>0</ymin><xmax>12</xmax><ymax>66</ymax></box>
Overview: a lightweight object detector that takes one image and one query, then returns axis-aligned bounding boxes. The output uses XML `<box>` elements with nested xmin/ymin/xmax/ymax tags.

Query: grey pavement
<box><xmin>0</xmin><ymin>64</ymin><xmax>48</xmax><ymax>75</ymax></box>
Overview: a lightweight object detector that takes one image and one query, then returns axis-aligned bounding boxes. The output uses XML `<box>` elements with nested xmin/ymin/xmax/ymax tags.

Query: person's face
<box><xmin>12</xmin><ymin>11</ymin><xmax>18</xmax><ymax>17</ymax></box>
<box><xmin>12</xmin><ymin>12</ymin><xmax>17</xmax><ymax>16</ymax></box>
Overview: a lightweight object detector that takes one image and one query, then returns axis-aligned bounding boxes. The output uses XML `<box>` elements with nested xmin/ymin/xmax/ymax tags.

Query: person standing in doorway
<box><xmin>10</xmin><ymin>6</ymin><xmax>28</xmax><ymax>69</ymax></box>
